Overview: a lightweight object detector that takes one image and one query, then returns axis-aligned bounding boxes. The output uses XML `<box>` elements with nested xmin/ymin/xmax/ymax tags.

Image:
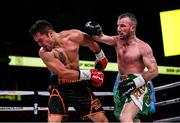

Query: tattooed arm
<box><xmin>39</xmin><ymin>47</ymin><xmax>80</xmax><ymax>80</ymax></box>
<box><xmin>141</xmin><ymin>43</ymin><xmax>158</xmax><ymax>81</ymax></box>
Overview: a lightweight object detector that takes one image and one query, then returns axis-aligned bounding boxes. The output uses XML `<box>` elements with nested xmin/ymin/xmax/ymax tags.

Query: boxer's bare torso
<box><xmin>114</xmin><ymin>37</ymin><xmax>148</xmax><ymax>75</ymax></box>
<box><xmin>39</xmin><ymin>30</ymin><xmax>81</xmax><ymax>70</ymax></box>
<box><xmin>34</xmin><ymin>29</ymin><xmax>101</xmax><ymax>80</ymax></box>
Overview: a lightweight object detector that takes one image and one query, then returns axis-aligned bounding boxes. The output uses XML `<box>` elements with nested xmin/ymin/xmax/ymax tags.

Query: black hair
<box><xmin>29</xmin><ymin>20</ymin><xmax>55</xmax><ymax>36</ymax></box>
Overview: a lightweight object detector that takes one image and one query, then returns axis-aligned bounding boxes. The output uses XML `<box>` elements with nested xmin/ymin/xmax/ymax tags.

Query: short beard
<box><xmin>120</xmin><ymin>33</ymin><xmax>131</xmax><ymax>40</ymax></box>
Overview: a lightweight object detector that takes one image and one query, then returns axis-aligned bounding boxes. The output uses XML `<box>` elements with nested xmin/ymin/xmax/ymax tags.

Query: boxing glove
<box><xmin>84</xmin><ymin>21</ymin><xmax>102</xmax><ymax>36</ymax></box>
<box><xmin>95</xmin><ymin>49</ymin><xmax>108</xmax><ymax>71</ymax></box>
<box><xmin>118</xmin><ymin>75</ymin><xmax>145</xmax><ymax>96</ymax></box>
<box><xmin>79</xmin><ymin>69</ymin><xmax>104</xmax><ymax>87</ymax></box>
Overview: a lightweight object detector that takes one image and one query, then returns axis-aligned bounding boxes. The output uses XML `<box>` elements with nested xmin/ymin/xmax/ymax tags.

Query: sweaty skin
<box><xmin>90</xmin><ymin>15</ymin><xmax>158</xmax><ymax>123</ymax></box>
<box><xmin>89</xmin><ymin>14</ymin><xmax>158</xmax><ymax>122</ymax></box>
<box><xmin>30</xmin><ymin>20</ymin><xmax>108</xmax><ymax>123</ymax></box>
<box><xmin>115</xmin><ymin>36</ymin><xmax>157</xmax><ymax>81</ymax></box>
<box><xmin>34</xmin><ymin>29</ymin><xmax>101</xmax><ymax>81</ymax></box>
<box><xmin>92</xmin><ymin>17</ymin><xmax>158</xmax><ymax>82</ymax></box>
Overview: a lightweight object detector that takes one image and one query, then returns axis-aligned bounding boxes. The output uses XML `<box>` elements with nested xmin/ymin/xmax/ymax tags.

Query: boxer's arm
<box><xmin>39</xmin><ymin>49</ymin><xmax>104</xmax><ymax>86</ymax></box>
<box><xmin>84</xmin><ymin>21</ymin><xmax>116</xmax><ymax>46</ymax></box>
<box><xmin>84</xmin><ymin>40</ymin><xmax>108</xmax><ymax>71</ymax></box>
<box><xmin>39</xmin><ymin>50</ymin><xmax>79</xmax><ymax>80</ymax></box>
<box><xmin>94</xmin><ymin>49</ymin><xmax>108</xmax><ymax>71</ymax></box>
<box><xmin>93</xmin><ymin>34</ymin><xmax>116</xmax><ymax>46</ymax></box>
<box><xmin>82</xmin><ymin>35</ymin><xmax>102</xmax><ymax>53</ymax></box>
<box><xmin>141</xmin><ymin>43</ymin><xmax>158</xmax><ymax>81</ymax></box>
<box><xmin>80</xmin><ymin>33</ymin><xmax>108</xmax><ymax>71</ymax></box>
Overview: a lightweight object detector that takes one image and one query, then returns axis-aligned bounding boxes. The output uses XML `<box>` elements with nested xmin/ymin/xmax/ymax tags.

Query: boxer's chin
<box><xmin>118</xmin><ymin>33</ymin><xmax>124</xmax><ymax>39</ymax></box>
<box><xmin>119</xmin><ymin>35</ymin><xmax>125</xmax><ymax>40</ymax></box>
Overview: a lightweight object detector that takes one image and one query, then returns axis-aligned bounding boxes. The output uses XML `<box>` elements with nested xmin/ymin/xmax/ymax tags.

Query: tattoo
<box><xmin>150</xmin><ymin>56</ymin><xmax>157</xmax><ymax>64</ymax></box>
<box><xmin>59</xmin><ymin>52</ymin><xmax>67</xmax><ymax>65</ymax></box>
<box><xmin>151</xmin><ymin>59</ymin><xmax>156</xmax><ymax>63</ymax></box>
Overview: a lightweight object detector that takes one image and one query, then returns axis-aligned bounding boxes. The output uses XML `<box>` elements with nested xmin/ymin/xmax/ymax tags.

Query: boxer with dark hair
<box><xmin>29</xmin><ymin>20</ymin><xmax>108</xmax><ymax>122</ymax></box>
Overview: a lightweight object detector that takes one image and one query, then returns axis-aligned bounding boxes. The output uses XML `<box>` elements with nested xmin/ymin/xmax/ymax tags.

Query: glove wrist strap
<box><xmin>95</xmin><ymin>49</ymin><xmax>105</xmax><ymax>60</ymax></box>
<box><xmin>133</xmin><ymin>75</ymin><xmax>145</xmax><ymax>88</ymax></box>
<box><xmin>79</xmin><ymin>70</ymin><xmax>91</xmax><ymax>81</ymax></box>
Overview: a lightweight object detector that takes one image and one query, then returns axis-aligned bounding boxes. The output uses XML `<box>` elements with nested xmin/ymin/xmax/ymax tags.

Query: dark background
<box><xmin>0</xmin><ymin>0</ymin><xmax>180</xmax><ymax>122</ymax></box>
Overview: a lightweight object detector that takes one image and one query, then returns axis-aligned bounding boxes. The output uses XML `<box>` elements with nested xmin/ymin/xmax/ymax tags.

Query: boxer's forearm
<box><xmin>142</xmin><ymin>67</ymin><xmax>158</xmax><ymax>82</ymax></box>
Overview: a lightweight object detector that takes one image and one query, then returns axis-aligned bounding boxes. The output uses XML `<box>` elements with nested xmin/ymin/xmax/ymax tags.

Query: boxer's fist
<box><xmin>90</xmin><ymin>69</ymin><xmax>104</xmax><ymax>87</ymax></box>
<box><xmin>118</xmin><ymin>79</ymin><xmax>136</xmax><ymax>96</ymax></box>
<box><xmin>118</xmin><ymin>75</ymin><xmax>145</xmax><ymax>96</ymax></box>
<box><xmin>95</xmin><ymin>50</ymin><xmax>108</xmax><ymax>71</ymax></box>
<box><xmin>95</xmin><ymin>58</ymin><xmax>108</xmax><ymax>71</ymax></box>
<box><xmin>84</xmin><ymin>21</ymin><xmax>102</xmax><ymax>36</ymax></box>
<box><xmin>79</xmin><ymin>69</ymin><xmax>104</xmax><ymax>87</ymax></box>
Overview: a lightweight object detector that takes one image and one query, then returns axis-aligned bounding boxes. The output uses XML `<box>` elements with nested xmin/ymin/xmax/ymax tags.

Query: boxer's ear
<box><xmin>48</xmin><ymin>30</ymin><xmax>53</xmax><ymax>38</ymax></box>
<box><xmin>130</xmin><ymin>24</ymin><xmax>136</xmax><ymax>32</ymax></box>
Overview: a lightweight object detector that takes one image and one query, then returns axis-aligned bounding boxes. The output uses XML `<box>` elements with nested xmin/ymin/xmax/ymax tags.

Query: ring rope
<box><xmin>153</xmin><ymin>116</ymin><xmax>180</xmax><ymax>122</ymax></box>
<box><xmin>0</xmin><ymin>106</ymin><xmax>179</xmax><ymax>122</ymax></box>
<box><xmin>0</xmin><ymin>81</ymin><xmax>179</xmax><ymax>121</ymax></box>
<box><xmin>1</xmin><ymin>80</ymin><xmax>179</xmax><ymax>96</ymax></box>
<box><xmin>0</xmin><ymin>106</ymin><xmax>113</xmax><ymax>111</ymax></box>
<box><xmin>37</xmin><ymin>91</ymin><xmax>114</xmax><ymax>96</ymax></box>
<box><xmin>0</xmin><ymin>107</ymin><xmax>34</xmax><ymax>111</ymax></box>
<box><xmin>155</xmin><ymin>97</ymin><xmax>180</xmax><ymax>106</ymax></box>
<box><xmin>0</xmin><ymin>97</ymin><xmax>179</xmax><ymax>112</ymax></box>
<box><xmin>0</xmin><ymin>91</ymin><xmax>34</xmax><ymax>95</ymax></box>
<box><xmin>154</xmin><ymin>81</ymin><xmax>180</xmax><ymax>91</ymax></box>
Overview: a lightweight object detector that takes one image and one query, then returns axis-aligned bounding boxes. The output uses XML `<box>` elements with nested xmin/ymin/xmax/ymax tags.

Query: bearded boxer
<box><xmin>29</xmin><ymin>20</ymin><xmax>108</xmax><ymax>122</ymax></box>
<box><xmin>85</xmin><ymin>13</ymin><xmax>158</xmax><ymax>122</ymax></box>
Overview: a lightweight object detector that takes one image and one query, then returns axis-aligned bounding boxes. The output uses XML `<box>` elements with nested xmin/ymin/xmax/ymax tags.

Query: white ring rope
<box><xmin>155</xmin><ymin>97</ymin><xmax>180</xmax><ymax>106</ymax></box>
<box><xmin>0</xmin><ymin>97</ymin><xmax>179</xmax><ymax>112</ymax></box>
<box><xmin>1</xmin><ymin>81</ymin><xmax>179</xmax><ymax>96</ymax></box>
<box><xmin>0</xmin><ymin>106</ymin><xmax>179</xmax><ymax>122</ymax></box>
<box><xmin>154</xmin><ymin>81</ymin><xmax>180</xmax><ymax>91</ymax></box>
<box><xmin>0</xmin><ymin>81</ymin><xmax>179</xmax><ymax>109</ymax></box>
<box><xmin>0</xmin><ymin>106</ymin><xmax>114</xmax><ymax>111</ymax></box>
<box><xmin>37</xmin><ymin>91</ymin><xmax>114</xmax><ymax>96</ymax></box>
<box><xmin>153</xmin><ymin>116</ymin><xmax>180</xmax><ymax>122</ymax></box>
<box><xmin>0</xmin><ymin>80</ymin><xmax>179</xmax><ymax>122</ymax></box>
<box><xmin>0</xmin><ymin>91</ymin><xmax>34</xmax><ymax>95</ymax></box>
<box><xmin>0</xmin><ymin>107</ymin><xmax>34</xmax><ymax>111</ymax></box>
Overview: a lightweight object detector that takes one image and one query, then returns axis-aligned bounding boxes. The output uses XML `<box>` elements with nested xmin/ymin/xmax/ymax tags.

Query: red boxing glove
<box><xmin>95</xmin><ymin>50</ymin><xmax>108</xmax><ymax>71</ymax></box>
<box><xmin>90</xmin><ymin>69</ymin><xmax>104</xmax><ymax>87</ymax></box>
<box><xmin>79</xmin><ymin>69</ymin><xmax>104</xmax><ymax>87</ymax></box>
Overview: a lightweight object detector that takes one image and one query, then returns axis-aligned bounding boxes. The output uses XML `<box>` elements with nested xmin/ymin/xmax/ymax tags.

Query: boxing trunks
<box><xmin>48</xmin><ymin>80</ymin><xmax>104</xmax><ymax>120</ymax></box>
<box><xmin>113</xmin><ymin>73</ymin><xmax>155</xmax><ymax>120</ymax></box>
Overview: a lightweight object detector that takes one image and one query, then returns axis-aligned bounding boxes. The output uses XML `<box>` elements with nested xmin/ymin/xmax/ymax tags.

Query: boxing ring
<box><xmin>0</xmin><ymin>81</ymin><xmax>180</xmax><ymax>122</ymax></box>
<box><xmin>0</xmin><ymin>56</ymin><xmax>179</xmax><ymax>122</ymax></box>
